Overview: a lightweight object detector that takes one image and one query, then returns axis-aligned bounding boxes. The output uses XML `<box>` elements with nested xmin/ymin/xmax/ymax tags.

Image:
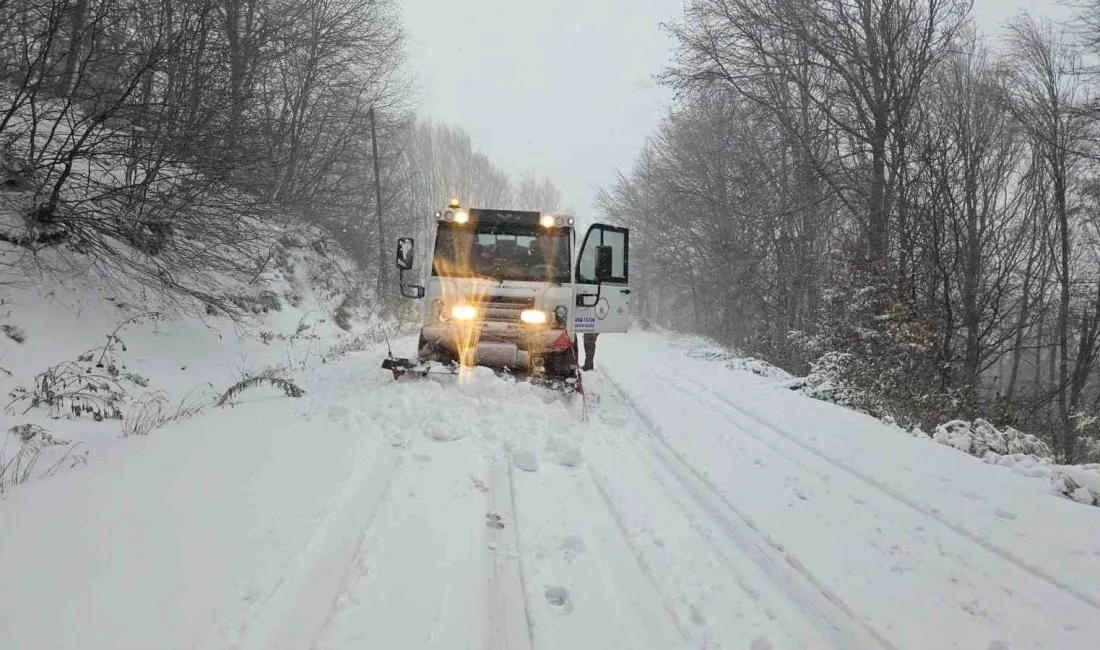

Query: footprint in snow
<box><xmin>486</xmin><ymin>513</ymin><xmax>504</xmax><ymax>530</ymax></box>
<box><xmin>544</xmin><ymin>586</ymin><xmax>573</xmax><ymax>613</ymax></box>
<box><xmin>412</xmin><ymin>453</ymin><xmax>431</xmax><ymax>463</ymax></box>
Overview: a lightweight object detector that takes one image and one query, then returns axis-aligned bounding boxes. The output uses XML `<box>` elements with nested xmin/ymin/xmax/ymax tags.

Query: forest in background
<box><xmin>600</xmin><ymin>0</ymin><xmax>1100</xmax><ymax>463</ymax></box>
<box><xmin>0</xmin><ymin>0</ymin><xmax>563</xmax><ymax>317</ymax></box>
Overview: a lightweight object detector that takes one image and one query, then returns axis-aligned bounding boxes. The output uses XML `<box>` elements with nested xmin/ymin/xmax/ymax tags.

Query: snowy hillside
<box><xmin>0</xmin><ymin>230</ymin><xmax>399</xmax><ymax>494</ymax></box>
<box><xmin>2</xmin><ymin>332</ymin><xmax>1099</xmax><ymax>650</ymax></box>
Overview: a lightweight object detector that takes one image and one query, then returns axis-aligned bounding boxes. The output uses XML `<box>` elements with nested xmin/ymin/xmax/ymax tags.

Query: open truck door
<box><xmin>573</xmin><ymin>224</ymin><xmax>630</xmax><ymax>334</ymax></box>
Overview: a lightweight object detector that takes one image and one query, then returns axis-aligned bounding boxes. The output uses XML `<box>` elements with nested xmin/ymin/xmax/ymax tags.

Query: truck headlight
<box><xmin>451</xmin><ymin>305</ymin><xmax>477</xmax><ymax>321</ymax></box>
<box><xmin>520</xmin><ymin>309</ymin><xmax>548</xmax><ymax>325</ymax></box>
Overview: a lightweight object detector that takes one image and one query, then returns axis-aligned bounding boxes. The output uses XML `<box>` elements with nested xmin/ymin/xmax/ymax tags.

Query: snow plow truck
<box><xmin>382</xmin><ymin>199</ymin><xmax>631</xmax><ymax>392</ymax></box>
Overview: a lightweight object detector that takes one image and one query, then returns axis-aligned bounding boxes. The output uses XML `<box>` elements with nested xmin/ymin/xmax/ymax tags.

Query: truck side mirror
<box><xmin>396</xmin><ymin>237</ymin><xmax>415</xmax><ymax>270</ymax></box>
<box><xmin>595</xmin><ymin>245</ymin><xmax>614</xmax><ymax>281</ymax></box>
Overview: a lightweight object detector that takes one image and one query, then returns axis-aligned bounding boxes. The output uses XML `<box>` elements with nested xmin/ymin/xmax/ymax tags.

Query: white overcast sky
<box><xmin>401</xmin><ymin>0</ymin><xmax>1064</xmax><ymax>216</ymax></box>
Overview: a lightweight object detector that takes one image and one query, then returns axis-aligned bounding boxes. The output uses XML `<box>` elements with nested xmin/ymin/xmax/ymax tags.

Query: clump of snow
<box><xmin>929</xmin><ymin>419</ymin><xmax>1051</xmax><ymax>458</ymax></box>
<box><xmin>512</xmin><ymin>449</ymin><xmax>539</xmax><ymax>472</ymax></box>
<box><xmin>982</xmin><ymin>453</ymin><xmax>1053</xmax><ymax>479</ymax></box>
<box><xmin>545</xmin><ymin>435</ymin><xmax>584</xmax><ymax>467</ymax></box>
<box><xmin>1049</xmin><ymin>466</ymin><xmax>1100</xmax><ymax>506</ymax></box>
<box><xmin>2</xmin><ymin>323</ymin><xmax>26</xmax><ymax>343</ymax></box>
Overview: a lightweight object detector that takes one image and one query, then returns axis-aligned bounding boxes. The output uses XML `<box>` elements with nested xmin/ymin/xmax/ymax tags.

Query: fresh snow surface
<box><xmin>2</xmin><ymin>332</ymin><xmax>1100</xmax><ymax>649</ymax></box>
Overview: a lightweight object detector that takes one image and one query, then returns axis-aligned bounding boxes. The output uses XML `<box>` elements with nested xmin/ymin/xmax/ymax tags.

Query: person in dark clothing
<box><xmin>582</xmin><ymin>333</ymin><xmax>599</xmax><ymax>371</ymax></box>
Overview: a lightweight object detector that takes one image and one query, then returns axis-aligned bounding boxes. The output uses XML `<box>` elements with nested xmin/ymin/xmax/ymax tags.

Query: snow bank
<box><xmin>0</xmin><ymin>223</ymin><xmax>394</xmax><ymax>494</ymax></box>
<box><xmin>674</xmin><ymin>337</ymin><xmax>793</xmax><ymax>382</ymax></box>
<box><xmin>909</xmin><ymin>420</ymin><xmax>1100</xmax><ymax>507</ymax></box>
<box><xmin>779</xmin><ymin>346</ymin><xmax>1100</xmax><ymax>509</ymax></box>
<box><xmin>666</xmin><ymin>333</ymin><xmax>1100</xmax><ymax>509</ymax></box>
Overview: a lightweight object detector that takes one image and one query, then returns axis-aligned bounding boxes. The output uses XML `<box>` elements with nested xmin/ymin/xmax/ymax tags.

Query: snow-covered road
<box><xmin>2</xmin><ymin>333</ymin><xmax>1099</xmax><ymax>650</ymax></box>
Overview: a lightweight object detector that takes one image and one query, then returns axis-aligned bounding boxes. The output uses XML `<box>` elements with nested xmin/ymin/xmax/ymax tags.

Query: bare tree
<box><xmin>1008</xmin><ymin>15</ymin><xmax>1094</xmax><ymax>458</ymax></box>
<box><xmin>0</xmin><ymin>0</ymin><xmax>412</xmax><ymax>315</ymax></box>
<box><xmin>513</xmin><ymin>170</ymin><xmax>561</xmax><ymax>212</ymax></box>
<box><xmin>668</xmin><ymin>0</ymin><xmax>970</xmax><ymax>266</ymax></box>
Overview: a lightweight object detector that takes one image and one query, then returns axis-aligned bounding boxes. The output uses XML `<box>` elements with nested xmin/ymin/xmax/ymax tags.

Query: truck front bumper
<box><xmin>419</xmin><ymin>322</ymin><xmax>573</xmax><ymax>371</ymax></box>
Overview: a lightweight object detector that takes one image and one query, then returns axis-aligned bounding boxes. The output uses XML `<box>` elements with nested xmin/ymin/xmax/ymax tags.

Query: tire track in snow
<box><xmin>660</xmin><ymin>362</ymin><xmax>1100</xmax><ymax>614</ymax></box>
<box><xmin>508</xmin><ymin>432</ymin><xmax>692</xmax><ymax>648</ymax></box>
<box><xmin>600</xmin><ymin>373</ymin><xmax>894</xmax><ymax>650</ymax></box>
<box><xmin>585</xmin><ymin>414</ymin><xmax>837</xmax><ymax>648</ymax></box>
<box><xmin>580</xmin><ymin>463</ymin><xmax>698</xmax><ymax>645</ymax></box>
<box><xmin>233</xmin><ymin>443</ymin><xmax>404</xmax><ymax>650</ymax></box>
<box><xmin>484</xmin><ymin>447</ymin><xmax>535</xmax><ymax>650</ymax></box>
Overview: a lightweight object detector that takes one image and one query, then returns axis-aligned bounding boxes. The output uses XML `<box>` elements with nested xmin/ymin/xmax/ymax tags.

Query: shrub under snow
<box><xmin>924</xmin><ymin>419</ymin><xmax>1052</xmax><ymax>458</ymax></box>
<box><xmin>782</xmin><ymin>351</ymin><xmax>892</xmax><ymax>419</ymax></box>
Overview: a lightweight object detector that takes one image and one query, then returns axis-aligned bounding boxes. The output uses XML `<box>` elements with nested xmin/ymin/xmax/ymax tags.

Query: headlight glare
<box><xmin>520</xmin><ymin>309</ymin><xmax>548</xmax><ymax>325</ymax></box>
<box><xmin>451</xmin><ymin>304</ymin><xmax>477</xmax><ymax>321</ymax></box>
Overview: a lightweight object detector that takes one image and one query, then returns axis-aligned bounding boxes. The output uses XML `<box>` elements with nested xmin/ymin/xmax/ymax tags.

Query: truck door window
<box><xmin>577</xmin><ymin>227</ymin><xmax>628</xmax><ymax>283</ymax></box>
<box><xmin>604</xmin><ymin>230</ymin><xmax>626</xmax><ymax>278</ymax></box>
<box><xmin>578</xmin><ymin>234</ymin><xmax>598</xmax><ymax>283</ymax></box>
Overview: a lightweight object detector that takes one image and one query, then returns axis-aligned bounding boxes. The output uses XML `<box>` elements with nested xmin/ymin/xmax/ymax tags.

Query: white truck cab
<box><xmin>389</xmin><ymin>200</ymin><xmax>630</xmax><ymax>383</ymax></box>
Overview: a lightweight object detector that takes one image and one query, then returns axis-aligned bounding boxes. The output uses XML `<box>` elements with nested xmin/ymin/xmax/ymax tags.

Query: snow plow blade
<box><xmin>381</xmin><ymin>357</ymin><xmax>582</xmax><ymax>393</ymax></box>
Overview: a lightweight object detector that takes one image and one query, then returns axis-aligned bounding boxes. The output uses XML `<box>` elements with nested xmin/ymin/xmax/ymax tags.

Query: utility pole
<box><xmin>370</xmin><ymin>106</ymin><xmax>387</xmax><ymax>297</ymax></box>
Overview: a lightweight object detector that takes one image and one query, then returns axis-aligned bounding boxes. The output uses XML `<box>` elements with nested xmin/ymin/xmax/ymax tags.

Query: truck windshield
<box><xmin>432</xmin><ymin>222</ymin><xmax>571</xmax><ymax>284</ymax></box>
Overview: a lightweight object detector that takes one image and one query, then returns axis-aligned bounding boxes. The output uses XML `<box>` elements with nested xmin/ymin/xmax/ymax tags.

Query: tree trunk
<box><xmin>962</xmin><ymin>167</ymin><xmax>981</xmax><ymax>390</ymax></box>
<box><xmin>1006</xmin><ymin>216</ymin><xmax>1041</xmax><ymax>403</ymax></box>
<box><xmin>371</xmin><ymin>107</ymin><xmax>387</xmax><ymax>298</ymax></box>
<box><xmin>62</xmin><ymin>0</ymin><xmax>87</xmax><ymax>97</ymax></box>
<box><xmin>224</xmin><ymin>0</ymin><xmax>247</xmax><ymax>157</ymax></box>
<box><xmin>1055</xmin><ymin>165</ymin><xmax>1072</xmax><ymax>459</ymax></box>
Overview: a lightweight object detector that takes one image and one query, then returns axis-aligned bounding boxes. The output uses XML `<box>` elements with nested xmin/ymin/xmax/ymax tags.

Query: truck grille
<box><xmin>473</xmin><ymin>294</ymin><xmax>535</xmax><ymax>323</ymax></box>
